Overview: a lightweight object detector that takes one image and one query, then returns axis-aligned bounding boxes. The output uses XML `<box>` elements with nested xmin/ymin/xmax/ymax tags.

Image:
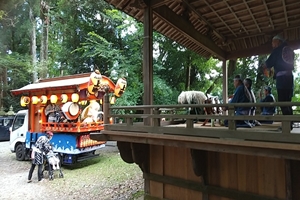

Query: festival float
<box><xmin>9</xmin><ymin>71</ymin><xmax>126</xmax><ymax>164</ymax></box>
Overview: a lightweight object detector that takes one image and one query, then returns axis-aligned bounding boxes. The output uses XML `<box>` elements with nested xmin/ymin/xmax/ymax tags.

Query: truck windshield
<box><xmin>12</xmin><ymin>114</ymin><xmax>25</xmax><ymax>131</ymax></box>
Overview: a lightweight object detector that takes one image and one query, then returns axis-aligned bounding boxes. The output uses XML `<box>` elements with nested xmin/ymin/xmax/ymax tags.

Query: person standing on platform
<box><xmin>261</xmin><ymin>35</ymin><xmax>294</xmax><ymax>131</ymax></box>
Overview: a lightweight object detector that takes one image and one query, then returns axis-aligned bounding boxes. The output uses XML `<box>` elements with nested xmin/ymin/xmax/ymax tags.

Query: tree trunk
<box><xmin>29</xmin><ymin>5</ymin><xmax>38</xmax><ymax>82</ymax></box>
<box><xmin>0</xmin><ymin>74</ymin><xmax>2</xmax><ymax>108</ymax></box>
<box><xmin>185</xmin><ymin>56</ymin><xmax>191</xmax><ymax>91</ymax></box>
<box><xmin>40</xmin><ymin>0</ymin><xmax>49</xmax><ymax>78</ymax></box>
<box><xmin>0</xmin><ymin>67</ymin><xmax>7</xmax><ymax>109</ymax></box>
<box><xmin>227</xmin><ymin>59</ymin><xmax>236</xmax><ymax>78</ymax></box>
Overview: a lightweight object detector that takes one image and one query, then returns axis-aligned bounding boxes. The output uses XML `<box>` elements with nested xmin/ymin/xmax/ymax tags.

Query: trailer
<box><xmin>9</xmin><ymin>71</ymin><xmax>126</xmax><ymax>164</ymax></box>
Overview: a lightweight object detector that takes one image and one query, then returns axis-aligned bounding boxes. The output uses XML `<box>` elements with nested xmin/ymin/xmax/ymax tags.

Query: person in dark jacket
<box><xmin>259</xmin><ymin>86</ymin><xmax>276</xmax><ymax>124</ymax></box>
<box><xmin>27</xmin><ymin>131</ymin><xmax>53</xmax><ymax>183</ymax></box>
<box><xmin>223</xmin><ymin>75</ymin><xmax>252</xmax><ymax>127</ymax></box>
<box><xmin>243</xmin><ymin>78</ymin><xmax>261</xmax><ymax>126</ymax></box>
<box><xmin>261</xmin><ymin>34</ymin><xmax>294</xmax><ymax>130</ymax></box>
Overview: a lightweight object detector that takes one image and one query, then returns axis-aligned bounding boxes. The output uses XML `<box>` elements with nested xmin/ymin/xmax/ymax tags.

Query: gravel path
<box><xmin>0</xmin><ymin>141</ymin><xmax>143</xmax><ymax>200</ymax></box>
<box><xmin>0</xmin><ymin>141</ymin><xmax>47</xmax><ymax>200</ymax></box>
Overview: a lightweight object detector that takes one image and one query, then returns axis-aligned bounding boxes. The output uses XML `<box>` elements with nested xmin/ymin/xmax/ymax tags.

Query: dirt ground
<box><xmin>0</xmin><ymin>141</ymin><xmax>46</xmax><ymax>200</ymax></box>
<box><xmin>0</xmin><ymin>141</ymin><xmax>143</xmax><ymax>200</ymax></box>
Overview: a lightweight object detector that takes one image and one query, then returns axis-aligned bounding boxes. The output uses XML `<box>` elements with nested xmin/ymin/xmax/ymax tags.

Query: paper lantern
<box><xmin>114</xmin><ymin>78</ymin><xmax>127</xmax><ymax>97</ymax></box>
<box><xmin>31</xmin><ymin>96</ymin><xmax>39</xmax><ymax>104</ymax></box>
<box><xmin>20</xmin><ymin>96</ymin><xmax>30</xmax><ymax>107</ymax></box>
<box><xmin>61</xmin><ymin>94</ymin><xmax>68</xmax><ymax>103</ymax></box>
<box><xmin>71</xmin><ymin>93</ymin><xmax>79</xmax><ymax>103</ymax></box>
<box><xmin>50</xmin><ymin>95</ymin><xmax>58</xmax><ymax>104</ymax></box>
<box><xmin>40</xmin><ymin>95</ymin><xmax>47</xmax><ymax>104</ymax></box>
<box><xmin>110</xmin><ymin>96</ymin><xmax>116</xmax><ymax>105</ymax></box>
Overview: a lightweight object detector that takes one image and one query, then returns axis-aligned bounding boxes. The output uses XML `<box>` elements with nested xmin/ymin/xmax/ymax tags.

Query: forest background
<box><xmin>0</xmin><ymin>0</ymin><xmax>299</xmax><ymax>113</ymax></box>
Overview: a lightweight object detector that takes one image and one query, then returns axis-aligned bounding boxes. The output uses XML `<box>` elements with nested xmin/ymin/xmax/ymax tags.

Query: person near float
<box><xmin>27</xmin><ymin>131</ymin><xmax>53</xmax><ymax>183</ymax></box>
<box><xmin>261</xmin><ymin>35</ymin><xmax>294</xmax><ymax>131</ymax></box>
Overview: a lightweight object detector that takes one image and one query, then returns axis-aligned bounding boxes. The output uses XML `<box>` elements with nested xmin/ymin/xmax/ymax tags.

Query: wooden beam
<box><xmin>102</xmin><ymin>124</ymin><xmax>300</xmax><ymax>144</ymax></box>
<box><xmin>153</xmin><ymin>5</ymin><xmax>226</xmax><ymax>60</ymax></box>
<box><xmin>226</xmin><ymin>43</ymin><xmax>272</xmax><ymax>59</ymax></box>
<box><xmin>91</xmin><ymin>131</ymin><xmax>300</xmax><ymax>160</ymax></box>
<box><xmin>182</xmin><ymin>0</ymin><xmax>225</xmax><ymax>41</ymax></box>
<box><xmin>150</xmin><ymin>0</ymin><xmax>173</xmax><ymax>8</ymax></box>
<box><xmin>227</xmin><ymin>39</ymin><xmax>300</xmax><ymax>59</ymax></box>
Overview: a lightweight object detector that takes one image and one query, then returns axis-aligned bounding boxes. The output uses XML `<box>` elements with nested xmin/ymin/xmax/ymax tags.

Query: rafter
<box><xmin>153</xmin><ymin>5</ymin><xmax>226</xmax><ymax>59</ymax></box>
<box><xmin>202</xmin><ymin>0</ymin><xmax>237</xmax><ymax>37</ymax></box>
<box><xmin>182</xmin><ymin>0</ymin><xmax>225</xmax><ymax>41</ymax></box>
<box><xmin>243</xmin><ymin>0</ymin><xmax>261</xmax><ymax>33</ymax></box>
<box><xmin>224</xmin><ymin>1</ymin><xmax>248</xmax><ymax>35</ymax></box>
<box><xmin>150</xmin><ymin>0</ymin><xmax>174</xmax><ymax>8</ymax></box>
<box><xmin>282</xmin><ymin>0</ymin><xmax>289</xmax><ymax>27</ymax></box>
<box><xmin>262</xmin><ymin>0</ymin><xmax>274</xmax><ymax>30</ymax></box>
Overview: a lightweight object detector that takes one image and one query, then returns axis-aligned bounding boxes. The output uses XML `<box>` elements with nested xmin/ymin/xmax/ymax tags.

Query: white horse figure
<box><xmin>81</xmin><ymin>100</ymin><xmax>104</xmax><ymax>123</ymax></box>
<box><xmin>178</xmin><ymin>91</ymin><xmax>222</xmax><ymax>125</ymax></box>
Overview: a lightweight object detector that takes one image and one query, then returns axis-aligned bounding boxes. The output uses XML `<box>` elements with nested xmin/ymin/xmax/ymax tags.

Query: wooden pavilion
<box><xmin>91</xmin><ymin>1</ymin><xmax>300</xmax><ymax>199</ymax></box>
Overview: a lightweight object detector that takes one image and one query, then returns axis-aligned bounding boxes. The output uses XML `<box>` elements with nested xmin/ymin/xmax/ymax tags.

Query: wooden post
<box><xmin>143</xmin><ymin>5</ymin><xmax>153</xmax><ymax>126</ymax></box>
<box><xmin>222</xmin><ymin>60</ymin><xmax>228</xmax><ymax>104</ymax></box>
<box><xmin>186</xmin><ymin>119</ymin><xmax>194</xmax><ymax>128</ymax></box>
<box><xmin>153</xmin><ymin>108</ymin><xmax>160</xmax><ymax>127</ymax></box>
<box><xmin>228</xmin><ymin>105</ymin><xmax>236</xmax><ymax>130</ymax></box>
<box><xmin>143</xmin><ymin>5</ymin><xmax>153</xmax><ymax>196</ymax></box>
<box><xmin>103</xmin><ymin>87</ymin><xmax>110</xmax><ymax>125</ymax></box>
<box><xmin>282</xmin><ymin>121</ymin><xmax>290</xmax><ymax>134</ymax></box>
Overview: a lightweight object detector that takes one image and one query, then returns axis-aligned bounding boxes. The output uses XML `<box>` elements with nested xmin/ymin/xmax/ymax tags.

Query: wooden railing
<box><xmin>41</xmin><ymin>121</ymin><xmax>104</xmax><ymax>133</ymax></box>
<box><xmin>102</xmin><ymin>100</ymin><xmax>300</xmax><ymax>145</ymax></box>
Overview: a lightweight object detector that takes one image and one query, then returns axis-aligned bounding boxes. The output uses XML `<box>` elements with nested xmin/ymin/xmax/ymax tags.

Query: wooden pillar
<box><xmin>222</xmin><ymin>59</ymin><xmax>228</xmax><ymax>103</ymax></box>
<box><xmin>143</xmin><ymin>5</ymin><xmax>153</xmax><ymax>126</ymax></box>
<box><xmin>103</xmin><ymin>88</ymin><xmax>110</xmax><ymax>125</ymax></box>
<box><xmin>143</xmin><ymin>4</ymin><xmax>153</xmax><ymax>196</ymax></box>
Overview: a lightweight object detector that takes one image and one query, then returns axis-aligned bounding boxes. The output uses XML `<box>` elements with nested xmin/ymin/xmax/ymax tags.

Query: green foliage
<box><xmin>0</xmin><ymin>10</ymin><xmax>5</xmax><ymax>19</ymax></box>
<box><xmin>153</xmin><ymin>76</ymin><xmax>177</xmax><ymax>105</ymax></box>
<box><xmin>153</xmin><ymin>33</ymin><xmax>221</xmax><ymax>98</ymax></box>
<box><xmin>3</xmin><ymin>0</ymin><xmax>299</xmax><ymax>113</ymax></box>
<box><xmin>0</xmin><ymin>52</ymin><xmax>32</xmax><ymax>110</ymax></box>
<box><xmin>227</xmin><ymin>56</ymin><xmax>277</xmax><ymax>102</ymax></box>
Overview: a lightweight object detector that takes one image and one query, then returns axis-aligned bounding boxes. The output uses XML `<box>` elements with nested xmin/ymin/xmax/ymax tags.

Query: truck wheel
<box><xmin>16</xmin><ymin>144</ymin><xmax>26</xmax><ymax>161</ymax></box>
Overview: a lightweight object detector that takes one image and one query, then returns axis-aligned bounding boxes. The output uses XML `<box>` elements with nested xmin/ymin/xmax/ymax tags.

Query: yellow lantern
<box><xmin>20</xmin><ymin>96</ymin><xmax>30</xmax><ymax>107</ymax></box>
<box><xmin>61</xmin><ymin>94</ymin><xmax>68</xmax><ymax>103</ymax></box>
<box><xmin>110</xmin><ymin>96</ymin><xmax>116</xmax><ymax>105</ymax></box>
<box><xmin>99</xmin><ymin>99</ymin><xmax>103</xmax><ymax>104</ymax></box>
<box><xmin>50</xmin><ymin>95</ymin><xmax>58</xmax><ymax>104</ymax></box>
<box><xmin>31</xmin><ymin>96</ymin><xmax>39</xmax><ymax>104</ymax></box>
<box><xmin>114</xmin><ymin>78</ymin><xmax>127</xmax><ymax>97</ymax></box>
<box><xmin>40</xmin><ymin>95</ymin><xmax>47</xmax><ymax>104</ymax></box>
<box><xmin>71</xmin><ymin>93</ymin><xmax>79</xmax><ymax>103</ymax></box>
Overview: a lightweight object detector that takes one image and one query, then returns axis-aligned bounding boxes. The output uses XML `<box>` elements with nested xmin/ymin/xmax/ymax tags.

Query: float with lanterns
<box><xmin>11</xmin><ymin>71</ymin><xmax>126</xmax><ymax>133</ymax></box>
<box><xmin>10</xmin><ymin>71</ymin><xmax>126</xmax><ymax>164</ymax></box>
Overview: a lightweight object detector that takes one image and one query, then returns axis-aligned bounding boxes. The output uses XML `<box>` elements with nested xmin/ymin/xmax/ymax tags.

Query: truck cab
<box><xmin>9</xmin><ymin>110</ymin><xmax>28</xmax><ymax>160</ymax></box>
<box><xmin>9</xmin><ymin>72</ymin><xmax>126</xmax><ymax>164</ymax></box>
